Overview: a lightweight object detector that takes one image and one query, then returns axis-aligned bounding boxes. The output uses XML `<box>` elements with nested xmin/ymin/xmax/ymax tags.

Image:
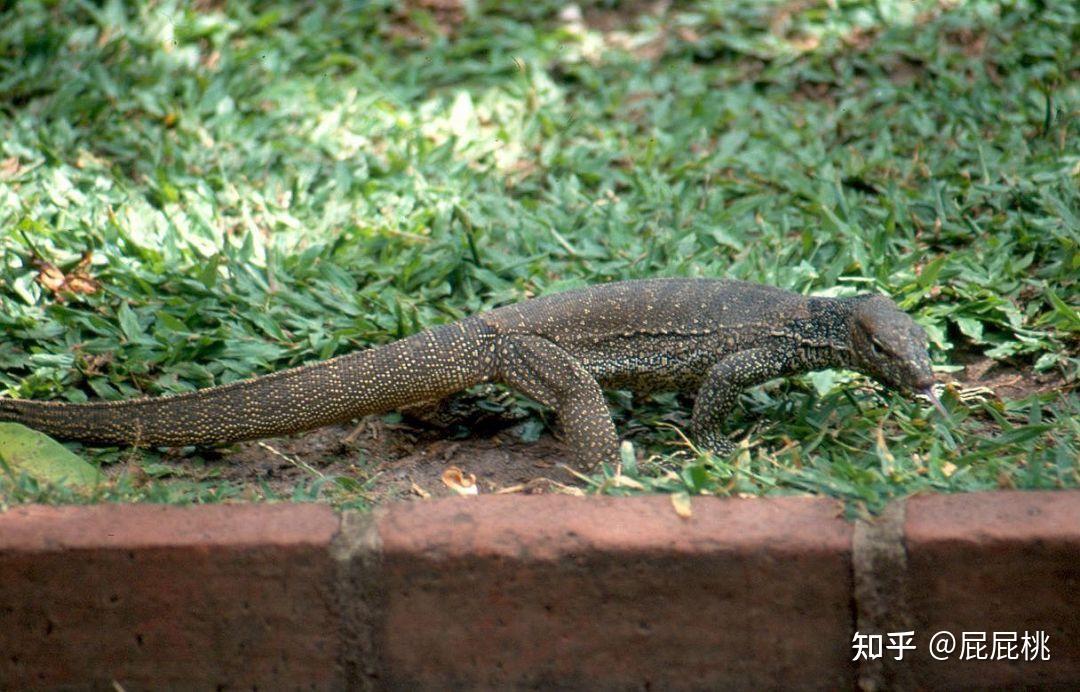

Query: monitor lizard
<box><xmin>0</xmin><ymin>278</ymin><xmax>941</xmax><ymax>466</ymax></box>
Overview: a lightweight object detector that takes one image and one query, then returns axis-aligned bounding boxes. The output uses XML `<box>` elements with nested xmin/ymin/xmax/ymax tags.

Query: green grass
<box><xmin>0</xmin><ymin>0</ymin><xmax>1076</xmax><ymax>511</ymax></box>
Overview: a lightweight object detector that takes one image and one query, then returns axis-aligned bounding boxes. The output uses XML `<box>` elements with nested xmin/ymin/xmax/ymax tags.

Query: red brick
<box><xmin>375</xmin><ymin>494</ymin><xmax>855</xmax><ymax>690</ymax></box>
<box><xmin>0</xmin><ymin>504</ymin><xmax>342</xmax><ymax>689</ymax></box>
<box><xmin>905</xmin><ymin>490</ymin><xmax>1080</xmax><ymax>688</ymax></box>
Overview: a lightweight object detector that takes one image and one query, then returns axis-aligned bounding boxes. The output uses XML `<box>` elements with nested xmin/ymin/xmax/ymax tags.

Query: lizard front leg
<box><xmin>496</xmin><ymin>335</ymin><xmax>619</xmax><ymax>469</ymax></box>
<box><xmin>691</xmin><ymin>347</ymin><xmax>792</xmax><ymax>456</ymax></box>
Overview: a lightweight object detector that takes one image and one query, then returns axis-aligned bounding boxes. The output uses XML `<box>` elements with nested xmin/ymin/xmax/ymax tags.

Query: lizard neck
<box><xmin>787</xmin><ymin>296</ymin><xmax>865</xmax><ymax>371</ymax></box>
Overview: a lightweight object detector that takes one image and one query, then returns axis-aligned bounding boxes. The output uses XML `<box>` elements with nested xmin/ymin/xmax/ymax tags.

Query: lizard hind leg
<box><xmin>495</xmin><ymin>335</ymin><xmax>619</xmax><ymax>469</ymax></box>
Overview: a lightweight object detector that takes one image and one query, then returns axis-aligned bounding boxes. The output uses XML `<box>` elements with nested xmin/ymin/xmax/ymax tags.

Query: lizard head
<box><xmin>848</xmin><ymin>295</ymin><xmax>935</xmax><ymax>398</ymax></box>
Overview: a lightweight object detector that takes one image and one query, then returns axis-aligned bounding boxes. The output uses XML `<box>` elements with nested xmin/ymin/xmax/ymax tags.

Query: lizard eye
<box><xmin>869</xmin><ymin>339</ymin><xmax>885</xmax><ymax>357</ymax></box>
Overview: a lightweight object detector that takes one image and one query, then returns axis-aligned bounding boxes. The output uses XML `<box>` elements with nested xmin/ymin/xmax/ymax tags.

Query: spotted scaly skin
<box><xmin>0</xmin><ymin>278</ymin><xmax>935</xmax><ymax>466</ymax></box>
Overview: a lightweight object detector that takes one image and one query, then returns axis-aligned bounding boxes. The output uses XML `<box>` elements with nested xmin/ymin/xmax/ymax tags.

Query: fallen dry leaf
<box><xmin>875</xmin><ymin>424</ymin><xmax>896</xmax><ymax>475</ymax></box>
<box><xmin>33</xmin><ymin>251</ymin><xmax>100</xmax><ymax>300</ymax></box>
<box><xmin>494</xmin><ymin>477</ymin><xmax>577</xmax><ymax>495</ymax></box>
<box><xmin>671</xmin><ymin>492</ymin><xmax>692</xmax><ymax>519</ymax></box>
<box><xmin>78</xmin><ymin>352</ymin><xmax>114</xmax><ymax>376</ymax></box>
<box><xmin>441</xmin><ymin>465</ymin><xmax>478</xmax><ymax>496</ymax></box>
<box><xmin>65</xmin><ymin>275</ymin><xmax>100</xmax><ymax>294</ymax></box>
<box><xmin>735</xmin><ymin>437</ymin><xmax>752</xmax><ymax>467</ymax></box>
<box><xmin>35</xmin><ymin>261</ymin><xmax>67</xmax><ymax>293</ymax></box>
<box><xmin>609</xmin><ymin>474</ymin><xmax>646</xmax><ymax>490</ymax></box>
<box><xmin>0</xmin><ymin>157</ymin><xmax>21</xmax><ymax>179</ymax></box>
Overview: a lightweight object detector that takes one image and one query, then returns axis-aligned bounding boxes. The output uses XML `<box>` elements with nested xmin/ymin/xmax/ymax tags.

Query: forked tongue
<box><xmin>924</xmin><ymin>387</ymin><xmax>949</xmax><ymax>417</ymax></box>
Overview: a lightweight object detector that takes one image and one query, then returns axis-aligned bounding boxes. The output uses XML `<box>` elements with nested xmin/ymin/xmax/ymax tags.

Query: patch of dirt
<box><xmin>580</xmin><ymin>0</ymin><xmax>670</xmax><ymax>34</ymax></box>
<box><xmin>384</xmin><ymin>0</ymin><xmax>467</xmax><ymax>43</ymax></box>
<box><xmin>410</xmin><ymin>0</ymin><xmax>467</xmax><ymax>32</ymax></box>
<box><xmin>553</xmin><ymin>1</ymin><xmax>673</xmax><ymax>63</ymax></box>
<box><xmin>941</xmin><ymin>349</ymin><xmax>1074</xmax><ymax>448</ymax></box>
<box><xmin>781</xmin><ymin>2</ymin><xmax>1003</xmax><ymax>101</ymax></box>
<box><xmin>191</xmin><ymin>0</ymin><xmax>226</xmax><ymax>11</ymax></box>
<box><xmin>950</xmin><ymin>349</ymin><xmax>1070</xmax><ymax>401</ymax></box>
<box><xmin>139</xmin><ymin>417</ymin><xmax>584</xmax><ymax>504</ymax></box>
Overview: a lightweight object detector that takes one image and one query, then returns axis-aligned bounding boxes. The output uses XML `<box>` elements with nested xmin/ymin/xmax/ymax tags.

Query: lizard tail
<box><xmin>0</xmin><ymin>318</ymin><xmax>496</xmax><ymax>447</ymax></box>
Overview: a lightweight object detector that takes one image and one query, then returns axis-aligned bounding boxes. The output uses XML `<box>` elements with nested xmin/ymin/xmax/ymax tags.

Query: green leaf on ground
<box><xmin>0</xmin><ymin>423</ymin><xmax>101</xmax><ymax>488</ymax></box>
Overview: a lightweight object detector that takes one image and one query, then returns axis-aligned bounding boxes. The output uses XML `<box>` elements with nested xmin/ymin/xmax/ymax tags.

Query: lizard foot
<box><xmin>693</xmin><ymin>431</ymin><xmax>736</xmax><ymax>458</ymax></box>
<box><xmin>401</xmin><ymin>385</ymin><xmax>526</xmax><ymax>434</ymax></box>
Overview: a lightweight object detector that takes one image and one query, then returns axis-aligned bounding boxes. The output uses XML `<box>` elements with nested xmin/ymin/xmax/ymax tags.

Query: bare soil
<box><xmin>158</xmin><ymin>417</ymin><xmax>585</xmax><ymax>504</ymax></box>
<box><xmin>951</xmin><ymin>349</ymin><xmax>1070</xmax><ymax>401</ymax></box>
